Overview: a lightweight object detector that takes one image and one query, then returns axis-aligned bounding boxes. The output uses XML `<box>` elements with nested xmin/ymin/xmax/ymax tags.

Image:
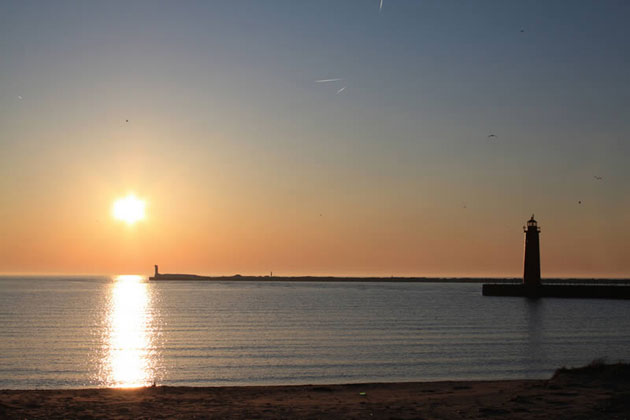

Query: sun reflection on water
<box><xmin>102</xmin><ymin>275</ymin><xmax>159</xmax><ymax>388</ymax></box>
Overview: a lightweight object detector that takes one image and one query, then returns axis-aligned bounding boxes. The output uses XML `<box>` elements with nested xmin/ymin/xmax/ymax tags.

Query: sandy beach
<box><xmin>1</xmin><ymin>363</ymin><xmax>628</xmax><ymax>419</ymax></box>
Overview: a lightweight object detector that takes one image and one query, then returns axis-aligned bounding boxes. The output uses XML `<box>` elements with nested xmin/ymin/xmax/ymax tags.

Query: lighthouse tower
<box><xmin>523</xmin><ymin>215</ymin><xmax>541</xmax><ymax>287</ymax></box>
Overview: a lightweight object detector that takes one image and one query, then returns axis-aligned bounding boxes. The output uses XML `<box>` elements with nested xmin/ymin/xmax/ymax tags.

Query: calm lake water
<box><xmin>1</xmin><ymin>276</ymin><xmax>629</xmax><ymax>389</ymax></box>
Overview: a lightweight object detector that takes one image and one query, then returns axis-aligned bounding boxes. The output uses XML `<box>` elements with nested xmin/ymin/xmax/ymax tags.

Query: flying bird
<box><xmin>336</xmin><ymin>86</ymin><xmax>346</xmax><ymax>95</ymax></box>
<box><xmin>487</xmin><ymin>134</ymin><xmax>497</xmax><ymax>139</ymax></box>
<box><xmin>594</xmin><ymin>176</ymin><xmax>603</xmax><ymax>180</ymax></box>
<box><xmin>17</xmin><ymin>95</ymin><xmax>23</xmax><ymax>100</ymax></box>
<box><xmin>315</xmin><ymin>78</ymin><xmax>342</xmax><ymax>83</ymax></box>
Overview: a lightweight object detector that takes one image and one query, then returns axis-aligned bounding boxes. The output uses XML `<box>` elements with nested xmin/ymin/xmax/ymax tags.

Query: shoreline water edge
<box><xmin>1</xmin><ymin>363</ymin><xmax>629</xmax><ymax>419</ymax></box>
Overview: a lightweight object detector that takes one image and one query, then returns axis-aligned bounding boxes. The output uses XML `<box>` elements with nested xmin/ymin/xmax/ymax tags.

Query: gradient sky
<box><xmin>1</xmin><ymin>0</ymin><xmax>629</xmax><ymax>277</ymax></box>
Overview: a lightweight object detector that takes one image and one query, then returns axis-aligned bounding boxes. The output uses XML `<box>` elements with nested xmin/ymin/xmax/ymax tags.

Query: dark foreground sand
<box><xmin>2</xmin><ymin>363</ymin><xmax>629</xmax><ymax>419</ymax></box>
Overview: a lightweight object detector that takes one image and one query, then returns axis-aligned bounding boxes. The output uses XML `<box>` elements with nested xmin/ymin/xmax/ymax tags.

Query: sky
<box><xmin>1</xmin><ymin>0</ymin><xmax>629</xmax><ymax>277</ymax></box>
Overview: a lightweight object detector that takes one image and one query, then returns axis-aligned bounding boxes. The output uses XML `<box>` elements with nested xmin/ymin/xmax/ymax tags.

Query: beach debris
<box><xmin>578</xmin><ymin>200</ymin><xmax>582</xmax><ymax>204</ymax></box>
<box><xmin>359</xmin><ymin>392</ymin><xmax>367</xmax><ymax>396</ymax></box>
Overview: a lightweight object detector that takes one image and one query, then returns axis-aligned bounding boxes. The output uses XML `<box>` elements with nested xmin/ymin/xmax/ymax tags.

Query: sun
<box><xmin>112</xmin><ymin>194</ymin><xmax>146</xmax><ymax>225</ymax></box>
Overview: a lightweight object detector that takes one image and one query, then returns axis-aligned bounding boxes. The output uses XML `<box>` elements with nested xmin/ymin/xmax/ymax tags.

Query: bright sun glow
<box><xmin>112</xmin><ymin>194</ymin><xmax>146</xmax><ymax>225</ymax></box>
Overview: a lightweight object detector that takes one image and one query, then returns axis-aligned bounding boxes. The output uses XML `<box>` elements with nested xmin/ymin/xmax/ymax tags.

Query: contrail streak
<box><xmin>315</xmin><ymin>78</ymin><xmax>342</xmax><ymax>83</ymax></box>
<box><xmin>380</xmin><ymin>0</ymin><xmax>383</xmax><ymax>12</ymax></box>
<box><xmin>336</xmin><ymin>87</ymin><xmax>346</xmax><ymax>94</ymax></box>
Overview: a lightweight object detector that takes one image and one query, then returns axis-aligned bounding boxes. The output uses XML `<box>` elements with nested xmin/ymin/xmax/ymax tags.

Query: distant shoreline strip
<box><xmin>149</xmin><ymin>275</ymin><xmax>630</xmax><ymax>284</ymax></box>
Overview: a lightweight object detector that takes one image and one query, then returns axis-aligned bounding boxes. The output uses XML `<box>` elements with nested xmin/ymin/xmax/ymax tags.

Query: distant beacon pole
<box><xmin>523</xmin><ymin>215</ymin><xmax>541</xmax><ymax>287</ymax></box>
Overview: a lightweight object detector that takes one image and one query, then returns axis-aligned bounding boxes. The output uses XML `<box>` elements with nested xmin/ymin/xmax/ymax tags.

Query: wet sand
<box><xmin>1</xmin><ymin>363</ymin><xmax>629</xmax><ymax>419</ymax></box>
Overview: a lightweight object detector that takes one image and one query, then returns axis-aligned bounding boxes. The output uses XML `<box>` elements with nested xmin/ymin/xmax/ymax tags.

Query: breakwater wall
<box><xmin>482</xmin><ymin>284</ymin><xmax>630</xmax><ymax>299</ymax></box>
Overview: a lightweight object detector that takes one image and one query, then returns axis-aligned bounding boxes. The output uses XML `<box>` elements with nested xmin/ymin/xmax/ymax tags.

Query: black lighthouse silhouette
<box><xmin>483</xmin><ymin>215</ymin><xmax>630</xmax><ymax>298</ymax></box>
<box><xmin>523</xmin><ymin>215</ymin><xmax>541</xmax><ymax>286</ymax></box>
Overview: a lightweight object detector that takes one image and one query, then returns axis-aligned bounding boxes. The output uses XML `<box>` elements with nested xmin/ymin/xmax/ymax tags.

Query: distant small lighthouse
<box><xmin>523</xmin><ymin>215</ymin><xmax>541</xmax><ymax>286</ymax></box>
<box><xmin>154</xmin><ymin>265</ymin><xmax>159</xmax><ymax>277</ymax></box>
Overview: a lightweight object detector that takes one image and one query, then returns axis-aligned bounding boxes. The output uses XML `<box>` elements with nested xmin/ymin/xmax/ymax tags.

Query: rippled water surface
<box><xmin>1</xmin><ymin>276</ymin><xmax>629</xmax><ymax>389</ymax></box>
